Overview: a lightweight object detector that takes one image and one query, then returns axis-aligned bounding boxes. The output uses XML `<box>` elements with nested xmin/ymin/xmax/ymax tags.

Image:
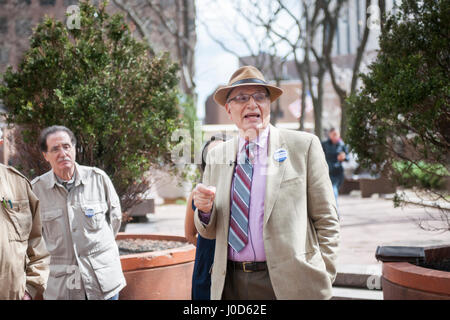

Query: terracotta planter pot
<box><xmin>116</xmin><ymin>233</ymin><xmax>196</xmax><ymax>300</ymax></box>
<box><xmin>382</xmin><ymin>246</ymin><xmax>450</xmax><ymax>300</ymax></box>
<box><xmin>339</xmin><ymin>178</ymin><xmax>360</xmax><ymax>194</ymax></box>
<box><xmin>359</xmin><ymin>175</ymin><xmax>396</xmax><ymax>198</ymax></box>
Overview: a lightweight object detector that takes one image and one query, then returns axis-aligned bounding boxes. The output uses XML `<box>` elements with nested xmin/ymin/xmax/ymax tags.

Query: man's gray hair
<box><xmin>39</xmin><ymin>125</ymin><xmax>77</xmax><ymax>152</ymax></box>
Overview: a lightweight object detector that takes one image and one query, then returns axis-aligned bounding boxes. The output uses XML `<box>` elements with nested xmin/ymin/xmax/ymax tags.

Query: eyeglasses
<box><xmin>48</xmin><ymin>143</ymin><xmax>73</xmax><ymax>154</ymax></box>
<box><xmin>227</xmin><ymin>92</ymin><xmax>269</xmax><ymax>104</ymax></box>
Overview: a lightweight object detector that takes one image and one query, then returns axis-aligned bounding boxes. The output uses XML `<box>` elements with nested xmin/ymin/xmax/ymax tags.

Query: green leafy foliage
<box><xmin>346</xmin><ymin>0</ymin><xmax>449</xmax><ymax>192</ymax></box>
<box><xmin>0</xmin><ymin>1</ymin><xmax>184</xmax><ymax>210</ymax></box>
<box><xmin>392</xmin><ymin>161</ymin><xmax>449</xmax><ymax>190</ymax></box>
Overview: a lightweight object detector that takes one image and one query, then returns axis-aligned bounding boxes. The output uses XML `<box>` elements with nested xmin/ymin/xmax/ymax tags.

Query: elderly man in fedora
<box><xmin>193</xmin><ymin>65</ymin><xmax>340</xmax><ymax>300</ymax></box>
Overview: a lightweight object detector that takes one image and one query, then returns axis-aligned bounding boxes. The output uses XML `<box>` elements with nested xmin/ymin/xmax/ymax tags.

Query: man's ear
<box><xmin>224</xmin><ymin>103</ymin><xmax>233</xmax><ymax>120</ymax></box>
<box><xmin>42</xmin><ymin>152</ymin><xmax>49</xmax><ymax>162</ymax></box>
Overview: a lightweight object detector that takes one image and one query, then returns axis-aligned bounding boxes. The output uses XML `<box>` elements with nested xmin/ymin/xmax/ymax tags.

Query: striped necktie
<box><xmin>228</xmin><ymin>141</ymin><xmax>254</xmax><ymax>253</ymax></box>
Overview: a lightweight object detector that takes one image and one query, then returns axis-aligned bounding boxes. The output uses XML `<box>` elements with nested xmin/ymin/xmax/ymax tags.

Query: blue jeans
<box><xmin>330</xmin><ymin>175</ymin><xmax>343</xmax><ymax>219</ymax></box>
<box><xmin>332</xmin><ymin>184</ymin><xmax>339</xmax><ymax>204</ymax></box>
<box><xmin>192</xmin><ymin>235</ymin><xmax>215</xmax><ymax>300</ymax></box>
<box><xmin>85</xmin><ymin>293</ymin><xmax>119</xmax><ymax>300</ymax></box>
<box><xmin>108</xmin><ymin>293</ymin><xmax>119</xmax><ymax>300</ymax></box>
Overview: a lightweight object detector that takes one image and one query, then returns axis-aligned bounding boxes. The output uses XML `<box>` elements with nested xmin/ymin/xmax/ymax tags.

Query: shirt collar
<box><xmin>46</xmin><ymin>162</ymin><xmax>85</xmax><ymax>189</ymax></box>
<box><xmin>55</xmin><ymin>172</ymin><xmax>75</xmax><ymax>184</ymax></box>
<box><xmin>238</xmin><ymin>125</ymin><xmax>270</xmax><ymax>154</ymax></box>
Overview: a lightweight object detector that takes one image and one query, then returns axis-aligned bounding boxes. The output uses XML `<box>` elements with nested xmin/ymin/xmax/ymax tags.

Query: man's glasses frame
<box><xmin>48</xmin><ymin>143</ymin><xmax>73</xmax><ymax>154</ymax></box>
<box><xmin>227</xmin><ymin>92</ymin><xmax>269</xmax><ymax>104</ymax></box>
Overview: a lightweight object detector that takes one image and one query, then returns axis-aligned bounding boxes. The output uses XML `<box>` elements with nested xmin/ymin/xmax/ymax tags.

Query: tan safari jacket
<box><xmin>31</xmin><ymin>163</ymin><xmax>125</xmax><ymax>300</ymax></box>
<box><xmin>0</xmin><ymin>163</ymin><xmax>50</xmax><ymax>300</ymax></box>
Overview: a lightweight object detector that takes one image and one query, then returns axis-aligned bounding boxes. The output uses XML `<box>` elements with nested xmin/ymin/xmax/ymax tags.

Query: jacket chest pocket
<box><xmin>82</xmin><ymin>202</ymin><xmax>108</xmax><ymax>231</ymax></box>
<box><xmin>41</xmin><ymin>209</ymin><xmax>64</xmax><ymax>252</ymax></box>
<box><xmin>280</xmin><ymin>176</ymin><xmax>305</xmax><ymax>200</ymax></box>
<box><xmin>280</xmin><ymin>176</ymin><xmax>303</xmax><ymax>188</ymax></box>
<box><xmin>4</xmin><ymin>200</ymin><xmax>33</xmax><ymax>241</ymax></box>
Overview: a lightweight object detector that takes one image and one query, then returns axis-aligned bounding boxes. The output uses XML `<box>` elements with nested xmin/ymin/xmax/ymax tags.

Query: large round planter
<box><xmin>382</xmin><ymin>246</ymin><xmax>450</xmax><ymax>300</ymax></box>
<box><xmin>116</xmin><ymin>233</ymin><xmax>196</xmax><ymax>300</ymax></box>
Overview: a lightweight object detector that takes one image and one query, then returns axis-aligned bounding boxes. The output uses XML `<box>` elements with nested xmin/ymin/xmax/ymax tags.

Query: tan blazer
<box><xmin>0</xmin><ymin>164</ymin><xmax>50</xmax><ymax>299</ymax></box>
<box><xmin>194</xmin><ymin>125</ymin><xmax>340</xmax><ymax>299</ymax></box>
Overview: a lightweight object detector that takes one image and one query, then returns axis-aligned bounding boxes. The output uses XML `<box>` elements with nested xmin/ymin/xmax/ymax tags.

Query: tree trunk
<box><xmin>270</xmin><ymin>75</ymin><xmax>282</xmax><ymax>126</ymax></box>
<box><xmin>299</xmin><ymin>77</ymin><xmax>306</xmax><ymax>131</ymax></box>
<box><xmin>314</xmin><ymin>70</ymin><xmax>325</xmax><ymax>139</ymax></box>
<box><xmin>338</xmin><ymin>94</ymin><xmax>348</xmax><ymax>139</ymax></box>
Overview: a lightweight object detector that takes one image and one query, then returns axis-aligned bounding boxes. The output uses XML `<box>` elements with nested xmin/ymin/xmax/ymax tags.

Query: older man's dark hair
<box><xmin>39</xmin><ymin>125</ymin><xmax>77</xmax><ymax>152</ymax></box>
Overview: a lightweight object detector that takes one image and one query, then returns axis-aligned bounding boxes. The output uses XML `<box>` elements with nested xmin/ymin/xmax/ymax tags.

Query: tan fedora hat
<box><xmin>213</xmin><ymin>65</ymin><xmax>283</xmax><ymax>106</ymax></box>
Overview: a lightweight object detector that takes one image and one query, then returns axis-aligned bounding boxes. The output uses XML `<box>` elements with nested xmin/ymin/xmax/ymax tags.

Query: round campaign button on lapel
<box><xmin>84</xmin><ymin>208</ymin><xmax>94</xmax><ymax>218</ymax></box>
<box><xmin>273</xmin><ymin>148</ymin><xmax>288</xmax><ymax>162</ymax></box>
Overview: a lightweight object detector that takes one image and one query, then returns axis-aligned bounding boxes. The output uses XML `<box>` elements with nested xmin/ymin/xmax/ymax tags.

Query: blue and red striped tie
<box><xmin>228</xmin><ymin>141</ymin><xmax>254</xmax><ymax>253</ymax></box>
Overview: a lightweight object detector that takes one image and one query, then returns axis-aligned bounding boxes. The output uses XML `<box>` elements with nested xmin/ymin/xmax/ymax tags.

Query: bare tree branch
<box><xmin>113</xmin><ymin>0</ymin><xmax>196</xmax><ymax>95</ymax></box>
<box><xmin>111</xmin><ymin>0</ymin><xmax>155</xmax><ymax>55</ymax></box>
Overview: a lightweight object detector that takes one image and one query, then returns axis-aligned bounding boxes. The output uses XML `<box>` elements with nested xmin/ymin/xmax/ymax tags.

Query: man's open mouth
<box><xmin>244</xmin><ymin>113</ymin><xmax>261</xmax><ymax>119</ymax></box>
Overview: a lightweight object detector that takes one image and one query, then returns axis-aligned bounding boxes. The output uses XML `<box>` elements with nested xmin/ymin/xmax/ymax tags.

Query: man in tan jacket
<box><xmin>32</xmin><ymin>125</ymin><xmax>125</xmax><ymax>300</ymax></box>
<box><xmin>193</xmin><ymin>66</ymin><xmax>340</xmax><ymax>299</ymax></box>
<box><xmin>0</xmin><ymin>131</ymin><xmax>50</xmax><ymax>299</ymax></box>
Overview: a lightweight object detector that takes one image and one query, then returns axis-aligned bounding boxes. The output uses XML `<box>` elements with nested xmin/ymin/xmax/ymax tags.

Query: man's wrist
<box><xmin>198</xmin><ymin>206</ymin><xmax>212</xmax><ymax>224</ymax></box>
<box><xmin>198</xmin><ymin>208</ymin><xmax>212</xmax><ymax>215</ymax></box>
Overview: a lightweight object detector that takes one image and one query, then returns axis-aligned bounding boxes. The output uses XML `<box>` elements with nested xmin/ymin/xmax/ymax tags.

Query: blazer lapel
<box><xmin>264</xmin><ymin>125</ymin><xmax>287</xmax><ymax>226</ymax></box>
<box><xmin>219</xmin><ymin>136</ymin><xmax>239</xmax><ymax>236</ymax></box>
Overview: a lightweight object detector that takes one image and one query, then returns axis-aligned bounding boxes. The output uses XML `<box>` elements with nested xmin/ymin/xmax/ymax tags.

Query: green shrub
<box><xmin>0</xmin><ymin>1</ymin><xmax>184</xmax><ymax>211</ymax></box>
<box><xmin>392</xmin><ymin>161</ymin><xmax>449</xmax><ymax>190</ymax></box>
<box><xmin>346</xmin><ymin>0</ymin><xmax>449</xmax><ymax>196</ymax></box>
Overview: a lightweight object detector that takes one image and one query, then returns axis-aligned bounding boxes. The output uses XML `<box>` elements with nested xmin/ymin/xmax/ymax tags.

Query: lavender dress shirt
<box><xmin>199</xmin><ymin>126</ymin><xmax>269</xmax><ymax>262</ymax></box>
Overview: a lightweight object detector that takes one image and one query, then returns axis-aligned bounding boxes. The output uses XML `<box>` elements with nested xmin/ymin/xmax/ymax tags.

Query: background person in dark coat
<box><xmin>321</xmin><ymin>128</ymin><xmax>349</xmax><ymax>212</ymax></box>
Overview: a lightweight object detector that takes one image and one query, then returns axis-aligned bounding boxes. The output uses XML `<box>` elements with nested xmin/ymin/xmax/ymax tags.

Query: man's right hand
<box><xmin>193</xmin><ymin>183</ymin><xmax>216</xmax><ymax>213</ymax></box>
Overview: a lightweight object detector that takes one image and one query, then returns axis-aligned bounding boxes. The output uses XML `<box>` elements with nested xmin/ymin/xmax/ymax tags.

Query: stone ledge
<box><xmin>332</xmin><ymin>286</ymin><xmax>383</xmax><ymax>300</ymax></box>
<box><xmin>334</xmin><ymin>264</ymin><xmax>382</xmax><ymax>289</ymax></box>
